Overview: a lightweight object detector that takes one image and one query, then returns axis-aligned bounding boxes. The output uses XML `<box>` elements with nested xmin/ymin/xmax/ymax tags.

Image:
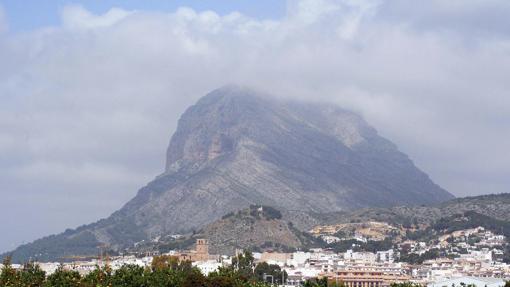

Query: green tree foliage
<box><xmin>0</xmin><ymin>256</ymin><xmax>18</xmax><ymax>287</ymax></box>
<box><xmin>0</xmin><ymin>249</ymin><xmax>289</xmax><ymax>287</ymax></box>
<box><xmin>81</xmin><ymin>264</ymin><xmax>112</xmax><ymax>287</ymax></box>
<box><xmin>110</xmin><ymin>264</ymin><xmax>147</xmax><ymax>287</ymax></box>
<box><xmin>303</xmin><ymin>277</ymin><xmax>328</xmax><ymax>287</ymax></box>
<box><xmin>399</xmin><ymin>249</ymin><xmax>440</xmax><ymax>264</ymax></box>
<box><xmin>253</xmin><ymin>262</ymin><xmax>287</xmax><ymax>285</ymax></box>
<box><xmin>231</xmin><ymin>250</ymin><xmax>256</xmax><ymax>280</ymax></box>
<box><xmin>19</xmin><ymin>262</ymin><xmax>46</xmax><ymax>287</ymax></box>
<box><xmin>7</xmin><ymin>231</ymin><xmax>102</xmax><ymax>263</ymax></box>
<box><xmin>327</xmin><ymin>238</ymin><xmax>394</xmax><ymax>253</ymax></box>
<box><xmin>433</xmin><ymin>212</ymin><xmax>510</xmax><ymax>237</ymax></box>
<box><xmin>182</xmin><ymin>268</ymin><xmax>208</xmax><ymax>287</ymax></box>
<box><xmin>44</xmin><ymin>265</ymin><xmax>81</xmax><ymax>287</ymax></box>
<box><xmin>151</xmin><ymin>255</ymin><xmax>191</xmax><ymax>272</ymax></box>
<box><xmin>503</xmin><ymin>245</ymin><xmax>510</xmax><ymax>264</ymax></box>
<box><xmin>247</xmin><ymin>205</ymin><xmax>282</xmax><ymax>220</ymax></box>
<box><xmin>147</xmin><ymin>267</ymin><xmax>185</xmax><ymax>287</ymax></box>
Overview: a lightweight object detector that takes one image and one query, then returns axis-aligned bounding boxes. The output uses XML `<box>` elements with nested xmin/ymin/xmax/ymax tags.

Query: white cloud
<box><xmin>287</xmin><ymin>0</ymin><xmax>342</xmax><ymax>24</ymax></box>
<box><xmin>0</xmin><ymin>5</ymin><xmax>7</xmax><ymax>33</ymax></box>
<box><xmin>0</xmin><ymin>0</ymin><xmax>509</xmax><ymax>252</ymax></box>
<box><xmin>61</xmin><ymin>5</ymin><xmax>133</xmax><ymax>29</ymax></box>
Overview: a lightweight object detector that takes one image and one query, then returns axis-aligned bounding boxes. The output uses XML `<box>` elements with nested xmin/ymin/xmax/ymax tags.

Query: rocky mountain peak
<box><xmin>164</xmin><ymin>86</ymin><xmax>388</xmax><ymax>173</ymax></box>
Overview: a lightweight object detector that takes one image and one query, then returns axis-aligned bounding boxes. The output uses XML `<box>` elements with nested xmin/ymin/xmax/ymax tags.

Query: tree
<box><xmin>231</xmin><ymin>251</ymin><xmax>256</xmax><ymax>280</ymax></box>
<box><xmin>254</xmin><ymin>262</ymin><xmax>287</xmax><ymax>285</ymax></box>
<box><xmin>81</xmin><ymin>264</ymin><xmax>112</xmax><ymax>287</ymax></box>
<box><xmin>0</xmin><ymin>256</ymin><xmax>19</xmax><ymax>287</ymax></box>
<box><xmin>208</xmin><ymin>265</ymin><xmax>245</xmax><ymax>287</ymax></box>
<box><xmin>303</xmin><ymin>277</ymin><xmax>328</xmax><ymax>287</ymax></box>
<box><xmin>111</xmin><ymin>264</ymin><xmax>147</xmax><ymax>287</ymax></box>
<box><xmin>206</xmin><ymin>273</ymin><xmax>237</xmax><ymax>287</ymax></box>
<box><xmin>18</xmin><ymin>262</ymin><xmax>46</xmax><ymax>287</ymax></box>
<box><xmin>44</xmin><ymin>265</ymin><xmax>81</xmax><ymax>287</ymax></box>
<box><xmin>182</xmin><ymin>268</ymin><xmax>207</xmax><ymax>287</ymax></box>
<box><xmin>147</xmin><ymin>268</ymin><xmax>185</xmax><ymax>287</ymax></box>
<box><xmin>147</xmin><ymin>257</ymin><xmax>191</xmax><ymax>287</ymax></box>
<box><xmin>330</xmin><ymin>282</ymin><xmax>347</xmax><ymax>287</ymax></box>
<box><xmin>152</xmin><ymin>255</ymin><xmax>179</xmax><ymax>271</ymax></box>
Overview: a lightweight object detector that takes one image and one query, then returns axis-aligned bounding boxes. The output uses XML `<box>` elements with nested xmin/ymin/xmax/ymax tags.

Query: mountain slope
<box><xmin>129</xmin><ymin>194</ymin><xmax>510</xmax><ymax>256</ymax></box>
<box><xmin>314</xmin><ymin>193</ymin><xmax>510</xmax><ymax>227</ymax></box>
<box><xmin>3</xmin><ymin>86</ymin><xmax>453</xmax><ymax>262</ymax></box>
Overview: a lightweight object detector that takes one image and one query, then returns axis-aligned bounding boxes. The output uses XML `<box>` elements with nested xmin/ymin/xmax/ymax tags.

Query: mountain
<box><xmin>3</xmin><ymin>86</ymin><xmax>453</xmax><ymax>263</ymax></box>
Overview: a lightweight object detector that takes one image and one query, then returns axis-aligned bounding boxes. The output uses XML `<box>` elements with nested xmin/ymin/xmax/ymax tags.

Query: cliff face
<box><xmin>4</xmin><ymin>86</ymin><xmax>454</xmax><ymax>262</ymax></box>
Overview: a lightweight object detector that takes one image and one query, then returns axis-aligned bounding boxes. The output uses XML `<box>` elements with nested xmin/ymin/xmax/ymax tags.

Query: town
<box><xmin>3</xmin><ymin>223</ymin><xmax>509</xmax><ymax>287</ymax></box>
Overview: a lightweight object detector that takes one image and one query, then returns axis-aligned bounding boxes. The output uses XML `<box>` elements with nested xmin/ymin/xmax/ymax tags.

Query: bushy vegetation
<box><xmin>3</xmin><ymin>231</ymin><xmax>102</xmax><ymax>264</ymax></box>
<box><xmin>0</xmin><ymin>251</ymin><xmax>284</xmax><ymax>287</ymax></box>
<box><xmin>432</xmin><ymin>211</ymin><xmax>510</xmax><ymax>237</ymax></box>
<box><xmin>222</xmin><ymin>205</ymin><xmax>282</xmax><ymax>221</ymax></box>
<box><xmin>397</xmin><ymin>211</ymin><xmax>510</xmax><ymax>263</ymax></box>
<box><xmin>504</xmin><ymin>245</ymin><xmax>510</xmax><ymax>264</ymax></box>
<box><xmin>248</xmin><ymin>205</ymin><xmax>282</xmax><ymax>220</ymax></box>
<box><xmin>326</xmin><ymin>238</ymin><xmax>394</xmax><ymax>253</ymax></box>
<box><xmin>302</xmin><ymin>277</ymin><xmax>329</xmax><ymax>287</ymax></box>
<box><xmin>156</xmin><ymin>237</ymin><xmax>197</xmax><ymax>254</ymax></box>
<box><xmin>399</xmin><ymin>249</ymin><xmax>441</xmax><ymax>265</ymax></box>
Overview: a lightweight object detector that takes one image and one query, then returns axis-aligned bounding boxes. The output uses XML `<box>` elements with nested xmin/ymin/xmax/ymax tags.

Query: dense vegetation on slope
<box><xmin>5</xmin><ymin>231</ymin><xmax>101</xmax><ymax>263</ymax></box>
<box><xmin>432</xmin><ymin>211</ymin><xmax>510</xmax><ymax>237</ymax></box>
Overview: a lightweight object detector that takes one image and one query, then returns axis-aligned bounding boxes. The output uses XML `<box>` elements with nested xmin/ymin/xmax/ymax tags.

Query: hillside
<box><xmin>133</xmin><ymin>195</ymin><xmax>510</xmax><ymax>256</ymax></box>
<box><xmin>316</xmin><ymin>193</ymin><xmax>510</xmax><ymax>227</ymax></box>
<box><xmin>195</xmin><ymin>205</ymin><xmax>319</xmax><ymax>255</ymax></box>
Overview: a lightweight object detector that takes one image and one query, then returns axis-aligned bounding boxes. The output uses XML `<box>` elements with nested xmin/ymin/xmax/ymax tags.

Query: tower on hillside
<box><xmin>196</xmin><ymin>239</ymin><xmax>209</xmax><ymax>255</ymax></box>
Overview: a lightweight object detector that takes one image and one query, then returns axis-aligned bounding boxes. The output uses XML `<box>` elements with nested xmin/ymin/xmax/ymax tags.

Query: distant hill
<box><xmin>316</xmin><ymin>193</ymin><xmax>510</xmax><ymax>227</ymax></box>
<box><xmin>130</xmin><ymin>194</ymin><xmax>510</xmax><ymax>256</ymax></box>
<box><xmin>191</xmin><ymin>194</ymin><xmax>510</xmax><ymax>255</ymax></box>
<box><xmin>3</xmin><ymin>86</ymin><xmax>454</xmax><ymax>263</ymax></box>
<box><xmin>195</xmin><ymin>205</ymin><xmax>320</xmax><ymax>255</ymax></box>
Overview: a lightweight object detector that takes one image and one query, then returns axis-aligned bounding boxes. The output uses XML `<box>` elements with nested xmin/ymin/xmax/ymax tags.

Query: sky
<box><xmin>0</xmin><ymin>0</ymin><xmax>509</xmax><ymax>253</ymax></box>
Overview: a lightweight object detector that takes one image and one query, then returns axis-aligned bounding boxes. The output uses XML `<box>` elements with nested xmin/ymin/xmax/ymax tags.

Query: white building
<box><xmin>193</xmin><ymin>260</ymin><xmax>222</xmax><ymax>275</ymax></box>
<box><xmin>376</xmin><ymin>249</ymin><xmax>395</xmax><ymax>263</ymax></box>
<box><xmin>344</xmin><ymin>250</ymin><xmax>376</xmax><ymax>263</ymax></box>
<box><xmin>288</xmin><ymin>252</ymin><xmax>311</xmax><ymax>267</ymax></box>
<box><xmin>428</xmin><ymin>276</ymin><xmax>506</xmax><ymax>287</ymax></box>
